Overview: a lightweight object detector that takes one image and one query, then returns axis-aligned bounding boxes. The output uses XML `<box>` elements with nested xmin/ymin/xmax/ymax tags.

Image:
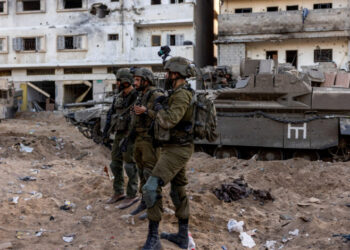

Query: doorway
<box><xmin>286</xmin><ymin>50</ymin><xmax>298</xmax><ymax>68</ymax></box>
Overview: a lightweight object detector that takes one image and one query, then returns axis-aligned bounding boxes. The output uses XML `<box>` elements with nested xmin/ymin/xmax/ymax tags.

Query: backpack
<box><xmin>191</xmin><ymin>92</ymin><xmax>218</xmax><ymax>142</ymax></box>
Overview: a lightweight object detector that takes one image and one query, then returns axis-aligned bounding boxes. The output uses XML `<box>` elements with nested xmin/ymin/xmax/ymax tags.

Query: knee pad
<box><xmin>124</xmin><ymin>163</ymin><xmax>136</xmax><ymax>177</ymax></box>
<box><xmin>142</xmin><ymin>176</ymin><xmax>161</xmax><ymax>208</ymax></box>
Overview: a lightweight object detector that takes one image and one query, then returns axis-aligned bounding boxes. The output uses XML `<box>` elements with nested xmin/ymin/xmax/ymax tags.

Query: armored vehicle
<box><xmin>196</xmin><ymin>60</ymin><xmax>350</xmax><ymax>161</ymax></box>
<box><xmin>64</xmin><ymin>99</ymin><xmax>112</xmax><ymax>144</ymax></box>
<box><xmin>0</xmin><ymin>79</ymin><xmax>22</xmax><ymax>120</ymax></box>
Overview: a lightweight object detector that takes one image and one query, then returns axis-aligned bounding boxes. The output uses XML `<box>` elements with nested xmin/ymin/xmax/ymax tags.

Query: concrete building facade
<box><xmin>216</xmin><ymin>0</ymin><xmax>350</xmax><ymax>74</ymax></box>
<box><xmin>0</xmin><ymin>0</ymin><xmax>214</xmax><ymax>110</ymax></box>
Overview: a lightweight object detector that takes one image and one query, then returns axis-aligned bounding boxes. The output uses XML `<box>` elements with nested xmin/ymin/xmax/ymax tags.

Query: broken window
<box><xmin>266</xmin><ymin>51</ymin><xmax>278</xmax><ymax>60</ymax></box>
<box><xmin>235</xmin><ymin>8</ymin><xmax>252</xmax><ymax>13</ymax></box>
<box><xmin>286</xmin><ymin>50</ymin><xmax>298</xmax><ymax>68</ymax></box>
<box><xmin>64</xmin><ymin>68</ymin><xmax>92</xmax><ymax>74</ymax></box>
<box><xmin>111</xmin><ymin>0</ymin><xmax>119</xmax><ymax>2</ymax></box>
<box><xmin>23</xmin><ymin>0</ymin><xmax>40</xmax><ymax>11</ymax></box>
<box><xmin>108</xmin><ymin>34</ymin><xmax>119</xmax><ymax>41</ymax></box>
<box><xmin>286</xmin><ymin>5</ymin><xmax>299</xmax><ymax>11</ymax></box>
<box><xmin>0</xmin><ymin>70</ymin><xmax>11</xmax><ymax>76</ymax></box>
<box><xmin>314</xmin><ymin>3</ymin><xmax>332</xmax><ymax>9</ymax></box>
<box><xmin>152</xmin><ymin>35</ymin><xmax>161</xmax><ymax>47</ymax></box>
<box><xmin>170</xmin><ymin>0</ymin><xmax>183</xmax><ymax>3</ymax></box>
<box><xmin>314</xmin><ymin>49</ymin><xmax>332</xmax><ymax>62</ymax></box>
<box><xmin>167</xmin><ymin>34</ymin><xmax>184</xmax><ymax>46</ymax></box>
<box><xmin>266</xmin><ymin>6</ymin><xmax>278</xmax><ymax>12</ymax></box>
<box><xmin>151</xmin><ymin>0</ymin><xmax>161</xmax><ymax>5</ymax></box>
<box><xmin>0</xmin><ymin>2</ymin><xmax>4</xmax><ymax>13</ymax></box>
<box><xmin>16</xmin><ymin>0</ymin><xmax>44</xmax><ymax>12</ymax></box>
<box><xmin>27</xmin><ymin>69</ymin><xmax>55</xmax><ymax>75</ymax></box>
<box><xmin>57</xmin><ymin>35</ymin><xmax>85</xmax><ymax>50</ymax></box>
<box><xmin>64</xmin><ymin>0</ymin><xmax>82</xmax><ymax>9</ymax></box>
<box><xmin>13</xmin><ymin>37</ymin><xmax>42</xmax><ymax>52</ymax></box>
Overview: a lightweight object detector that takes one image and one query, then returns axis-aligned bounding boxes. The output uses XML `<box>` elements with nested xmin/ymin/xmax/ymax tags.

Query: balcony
<box><xmin>218</xmin><ymin>8</ymin><xmax>350</xmax><ymax>39</ymax></box>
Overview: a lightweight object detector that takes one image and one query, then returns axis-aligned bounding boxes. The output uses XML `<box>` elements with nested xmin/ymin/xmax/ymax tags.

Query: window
<box><xmin>64</xmin><ymin>68</ymin><xmax>92</xmax><ymax>74</ymax></box>
<box><xmin>314</xmin><ymin>49</ymin><xmax>332</xmax><ymax>62</ymax></box>
<box><xmin>171</xmin><ymin>0</ymin><xmax>183</xmax><ymax>3</ymax></box>
<box><xmin>152</xmin><ymin>35</ymin><xmax>161</xmax><ymax>47</ymax></box>
<box><xmin>111</xmin><ymin>0</ymin><xmax>119</xmax><ymax>2</ymax></box>
<box><xmin>108</xmin><ymin>34</ymin><xmax>119</xmax><ymax>41</ymax></box>
<box><xmin>17</xmin><ymin>0</ymin><xmax>44</xmax><ymax>12</ymax></box>
<box><xmin>0</xmin><ymin>2</ymin><xmax>4</xmax><ymax>13</ymax></box>
<box><xmin>57</xmin><ymin>35</ymin><xmax>86</xmax><ymax>50</ymax></box>
<box><xmin>235</xmin><ymin>8</ymin><xmax>252</xmax><ymax>13</ymax></box>
<box><xmin>13</xmin><ymin>37</ymin><xmax>44</xmax><ymax>52</ymax></box>
<box><xmin>64</xmin><ymin>0</ymin><xmax>82</xmax><ymax>9</ymax></box>
<box><xmin>314</xmin><ymin>3</ymin><xmax>332</xmax><ymax>9</ymax></box>
<box><xmin>0</xmin><ymin>70</ymin><xmax>11</xmax><ymax>76</ymax></box>
<box><xmin>151</xmin><ymin>0</ymin><xmax>161</xmax><ymax>5</ymax></box>
<box><xmin>57</xmin><ymin>0</ymin><xmax>87</xmax><ymax>10</ymax></box>
<box><xmin>167</xmin><ymin>34</ymin><xmax>184</xmax><ymax>46</ymax></box>
<box><xmin>27</xmin><ymin>68</ymin><xmax>55</xmax><ymax>75</ymax></box>
<box><xmin>266</xmin><ymin>6</ymin><xmax>278</xmax><ymax>12</ymax></box>
<box><xmin>266</xmin><ymin>51</ymin><xmax>278</xmax><ymax>60</ymax></box>
<box><xmin>286</xmin><ymin>50</ymin><xmax>298</xmax><ymax>68</ymax></box>
<box><xmin>0</xmin><ymin>38</ymin><xmax>4</xmax><ymax>52</ymax></box>
<box><xmin>286</xmin><ymin>5</ymin><xmax>299</xmax><ymax>11</ymax></box>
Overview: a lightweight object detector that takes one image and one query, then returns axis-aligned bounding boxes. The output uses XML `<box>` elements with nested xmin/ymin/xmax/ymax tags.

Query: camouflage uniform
<box><xmin>142</xmin><ymin>57</ymin><xmax>194</xmax><ymax>250</ymax></box>
<box><xmin>109</xmin><ymin>87</ymin><xmax>139</xmax><ymax>199</ymax></box>
<box><xmin>134</xmin><ymin>86</ymin><xmax>163</xmax><ymax>193</ymax></box>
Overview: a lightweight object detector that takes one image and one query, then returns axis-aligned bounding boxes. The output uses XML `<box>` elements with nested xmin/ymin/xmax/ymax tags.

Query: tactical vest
<box><xmin>154</xmin><ymin>83</ymin><xmax>194</xmax><ymax>145</ymax></box>
<box><xmin>135</xmin><ymin>87</ymin><xmax>163</xmax><ymax>136</ymax></box>
<box><xmin>110</xmin><ymin>89</ymin><xmax>138</xmax><ymax>132</ymax></box>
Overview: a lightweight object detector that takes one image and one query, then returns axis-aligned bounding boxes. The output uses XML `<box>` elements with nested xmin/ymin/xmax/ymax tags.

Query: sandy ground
<box><xmin>0</xmin><ymin>112</ymin><xmax>349</xmax><ymax>250</ymax></box>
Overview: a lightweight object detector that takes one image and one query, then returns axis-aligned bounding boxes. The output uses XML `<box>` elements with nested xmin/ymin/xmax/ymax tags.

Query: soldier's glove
<box><xmin>154</xmin><ymin>103</ymin><xmax>163</xmax><ymax>112</ymax></box>
<box><xmin>119</xmin><ymin>137</ymin><xmax>129</xmax><ymax>153</ymax></box>
<box><xmin>142</xmin><ymin>176</ymin><xmax>163</xmax><ymax>208</ymax></box>
<box><xmin>154</xmin><ymin>96</ymin><xmax>166</xmax><ymax>112</ymax></box>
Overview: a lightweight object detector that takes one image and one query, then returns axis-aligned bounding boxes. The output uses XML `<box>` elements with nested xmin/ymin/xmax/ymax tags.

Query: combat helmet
<box><xmin>116</xmin><ymin>68</ymin><xmax>133</xmax><ymax>84</ymax></box>
<box><xmin>133</xmin><ymin>68</ymin><xmax>155</xmax><ymax>85</ymax></box>
<box><xmin>164</xmin><ymin>57</ymin><xmax>194</xmax><ymax>78</ymax></box>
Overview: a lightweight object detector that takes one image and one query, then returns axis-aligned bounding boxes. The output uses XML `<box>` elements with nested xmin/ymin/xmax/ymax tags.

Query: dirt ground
<box><xmin>0</xmin><ymin>112</ymin><xmax>349</xmax><ymax>250</ymax></box>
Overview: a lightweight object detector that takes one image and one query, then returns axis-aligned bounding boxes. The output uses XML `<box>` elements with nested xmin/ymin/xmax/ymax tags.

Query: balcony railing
<box><xmin>219</xmin><ymin>8</ymin><xmax>350</xmax><ymax>37</ymax></box>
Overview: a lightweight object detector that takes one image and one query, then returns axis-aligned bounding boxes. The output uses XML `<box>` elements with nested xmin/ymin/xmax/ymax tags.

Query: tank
<box><xmin>0</xmin><ymin>79</ymin><xmax>22</xmax><ymax>120</ymax></box>
<box><xmin>64</xmin><ymin>99</ymin><xmax>113</xmax><ymax>145</ymax></box>
<box><xmin>196</xmin><ymin>60</ymin><xmax>350</xmax><ymax>161</ymax></box>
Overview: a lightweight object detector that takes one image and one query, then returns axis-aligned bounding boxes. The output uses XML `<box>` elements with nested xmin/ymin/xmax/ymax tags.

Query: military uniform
<box><xmin>133</xmin><ymin>86</ymin><xmax>163</xmax><ymax>193</ymax></box>
<box><xmin>109</xmin><ymin>89</ymin><xmax>139</xmax><ymax>199</ymax></box>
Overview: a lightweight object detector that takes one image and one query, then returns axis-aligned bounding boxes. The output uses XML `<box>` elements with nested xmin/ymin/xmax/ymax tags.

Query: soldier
<box><xmin>213</xmin><ymin>65</ymin><xmax>236</xmax><ymax>89</ymax></box>
<box><xmin>141</xmin><ymin>57</ymin><xmax>195</xmax><ymax>250</ymax></box>
<box><xmin>129</xmin><ymin>68</ymin><xmax>164</xmax><ymax>218</ymax></box>
<box><xmin>103</xmin><ymin>68</ymin><xmax>139</xmax><ymax>209</ymax></box>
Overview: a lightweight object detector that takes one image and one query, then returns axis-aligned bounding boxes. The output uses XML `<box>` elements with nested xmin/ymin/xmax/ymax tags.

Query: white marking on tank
<box><xmin>288</xmin><ymin>123</ymin><xmax>307</xmax><ymax>140</ymax></box>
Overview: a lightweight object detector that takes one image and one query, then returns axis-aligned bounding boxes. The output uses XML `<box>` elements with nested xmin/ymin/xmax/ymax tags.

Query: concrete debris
<box><xmin>0</xmin><ymin>242</ymin><xmax>12</xmax><ymax>249</ymax></box>
<box><xmin>227</xmin><ymin>219</ymin><xmax>244</xmax><ymax>233</ymax></box>
<box><xmin>213</xmin><ymin>177</ymin><xmax>273</xmax><ymax>203</ymax></box>
<box><xmin>289</xmin><ymin>229</ymin><xmax>299</xmax><ymax>236</ymax></box>
<box><xmin>19</xmin><ymin>144</ymin><xmax>33</xmax><ymax>153</ymax></box>
<box><xmin>239</xmin><ymin>232</ymin><xmax>256</xmax><ymax>248</ymax></box>
<box><xmin>62</xmin><ymin>234</ymin><xmax>75</xmax><ymax>243</ymax></box>
<box><xmin>265</xmin><ymin>240</ymin><xmax>277</xmax><ymax>250</ymax></box>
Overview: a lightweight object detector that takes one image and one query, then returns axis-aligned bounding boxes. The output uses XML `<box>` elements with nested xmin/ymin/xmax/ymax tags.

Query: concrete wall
<box><xmin>219</xmin><ymin>8</ymin><xmax>350</xmax><ymax>37</ymax></box>
<box><xmin>218</xmin><ymin>43</ymin><xmax>246</xmax><ymax>74</ymax></box>
<box><xmin>246</xmin><ymin>37</ymin><xmax>349</xmax><ymax>70</ymax></box>
<box><xmin>221</xmin><ymin>0</ymin><xmax>348</xmax><ymax>13</ymax></box>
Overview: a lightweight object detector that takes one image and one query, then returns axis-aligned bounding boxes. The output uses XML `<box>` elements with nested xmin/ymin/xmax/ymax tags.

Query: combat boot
<box><xmin>142</xmin><ymin>220</ymin><xmax>162</xmax><ymax>250</ymax></box>
<box><xmin>130</xmin><ymin>198</ymin><xmax>147</xmax><ymax>215</ymax></box>
<box><xmin>160</xmin><ymin>219</ymin><xmax>189</xmax><ymax>249</ymax></box>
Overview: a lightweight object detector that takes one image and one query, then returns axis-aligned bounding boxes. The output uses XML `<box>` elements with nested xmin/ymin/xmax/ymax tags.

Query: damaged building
<box><xmin>0</xmin><ymin>0</ymin><xmax>214</xmax><ymax>110</ymax></box>
<box><xmin>217</xmin><ymin>0</ymin><xmax>350</xmax><ymax>74</ymax></box>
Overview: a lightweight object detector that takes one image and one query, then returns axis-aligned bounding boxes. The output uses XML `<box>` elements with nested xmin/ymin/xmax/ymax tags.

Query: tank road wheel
<box><xmin>328</xmin><ymin>139</ymin><xmax>350</xmax><ymax>161</ymax></box>
<box><xmin>292</xmin><ymin>150</ymin><xmax>320</xmax><ymax>161</ymax></box>
<box><xmin>258</xmin><ymin>149</ymin><xmax>283</xmax><ymax>161</ymax></box>
<box><xmin>79</xmin><ymin>125</ymin><xmax>92</xmax><ymax>139</ymax></box>
<box><xmin>214</xmin><ymin>146</ymin><xmax>239</xmax><ymax>159</ymax></box>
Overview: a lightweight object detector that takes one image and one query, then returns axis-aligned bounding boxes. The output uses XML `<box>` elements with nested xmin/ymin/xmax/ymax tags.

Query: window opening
<box><xmin>152</xmin><ymin>35</ymin><xmax>161</xmax><ymax>47</ymax></box>
<box><xmin>314</xmin><ymin>49</ymin><xmax>332</xmax><ymax>62</ymax></box>
<box><xmin>286</xmin><ymin>50</ymin><xmax>298</xmax><ymax>68</ymax></box>
<box><xmin>151</xmin><ymin>0</ymin><xmax>161</xmax><ymax>5</ymax></box>
<box><xmin>0</xmin><ymin>2</ymin><xmax>4</xmax><ymax>13</ymax></box>
<box><xmin>286</xmin><ymin>5</ymin><xmax>298</xmax><ymax>11</ymax></box>
<box><xmin>108</xmin><ymin>34</ymin><xmax>119</xmax><ymax>41</ymax></box>
<box><xmin>235</xmin><ymin>8</ymin><xmax>252</xmax><ymax>13</ymax></box>
<box><xmin>64</xmin><ymin>0</ymin><xmax>82</xmax><ymax>9</ymax></box>
<box><xmin>266</xmin><ymin>6</ymin><xmax>278</xmax><ymax>12</ymax></box>
<box><xmin>22</xmin><ymin>0</ymin><xmax>41</xmax><ymax>11</ymax></box>
<box><xmin>266</xmin><ymin>51</ymin><xmax>278</xmax><ymax>60</ymax></box>
<box><xmin>313</xmin><ymin>3</ymin><xmax>332</xmax><ymax>9</ymax></box>
<box><xmin>23</xmin><ymin>38</ymin><xmax>36</xmax><ymax>51</ymax></box>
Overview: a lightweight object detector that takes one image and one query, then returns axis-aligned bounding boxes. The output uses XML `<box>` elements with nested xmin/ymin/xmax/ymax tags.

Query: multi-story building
<box><xmin>216</xmin><ymin>0</ymin><xmax>350</xmax><ymax>74</ymax></box>
<box><xmin>0</xmin><ymin>0</ymin><xmax>214</xmax><ymax>110</ymax></box>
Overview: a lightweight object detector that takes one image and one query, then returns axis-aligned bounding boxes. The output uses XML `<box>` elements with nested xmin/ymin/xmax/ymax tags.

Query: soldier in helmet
<box><xmin>141</xmin><ymin>57</ymin><xmax>195</xmax><ymax>250</ymax></box>
<box><xmin>128</xmin><ymin>68</ymin><xmax>164</xmax><ymax>218</ymax></box>
<box><xmin>213</xmin><ymin>65</ymin><xmax>236</xmax><ymax>89</ymax></box>
<box><xmin>102</xmin><ymin>68</ymin><xmax>140</xmax><ymax>209</ymax></box>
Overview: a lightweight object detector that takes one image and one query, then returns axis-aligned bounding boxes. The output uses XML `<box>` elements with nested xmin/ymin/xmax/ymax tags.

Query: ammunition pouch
<box><xmin>153</xmin><ymin>120</ymin><xmax>171</xmax><ymax>142</ymax></box>
<box><xmin>111</xmin><ymin>114</ymin><xmax>129</xmax><ymax>132</ymax></box>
